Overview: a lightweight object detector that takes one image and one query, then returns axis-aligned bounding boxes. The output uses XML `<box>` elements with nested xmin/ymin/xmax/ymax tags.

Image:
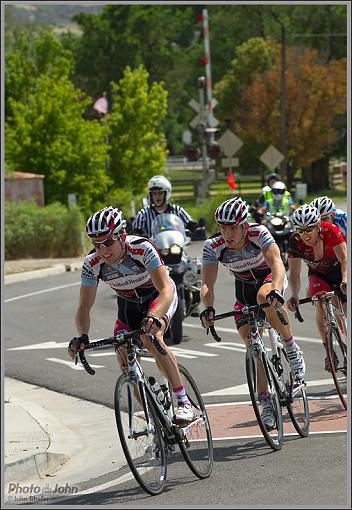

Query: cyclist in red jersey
<box><xmin>286</xmin><ymin>204</ymin><xmax>347</xmax><ymax>370</ymax></box>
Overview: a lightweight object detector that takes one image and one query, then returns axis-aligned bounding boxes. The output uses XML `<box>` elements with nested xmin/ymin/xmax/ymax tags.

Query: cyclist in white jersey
<box><xmin>199</xmin><ymin>197</ymin><xmax>306</xmax><ymax>430</ymax></box>
<box><xmin>132</xmin><ymin>175</ymin><xmax>198</xmax><ymax>238</ymax></box>
<box><xmin>67</xmin><ymin>206</ymin><xmax>195</xmax><ymax>424</ymax></box>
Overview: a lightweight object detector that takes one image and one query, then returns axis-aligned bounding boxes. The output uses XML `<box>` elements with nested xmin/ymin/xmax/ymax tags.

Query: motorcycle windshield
<box><xmin>151</xmin><ymin>213</ymin><xmax>186</xmax><ymax>249</ymax></box>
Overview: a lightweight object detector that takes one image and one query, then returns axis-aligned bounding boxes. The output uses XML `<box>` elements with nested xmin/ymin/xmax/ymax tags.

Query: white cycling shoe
<box><xmin>173</xmin><ymin>403</ymin><xmax>196</xmax><ymax>426</ymax></box>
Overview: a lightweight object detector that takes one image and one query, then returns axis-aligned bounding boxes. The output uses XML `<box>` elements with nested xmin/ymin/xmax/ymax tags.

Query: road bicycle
<box><xmin>294</xmin><ymin>290</ymin><xmax>347</xmax><ymax>410</ymax></box>
<box><xmin>207</xmin><ymin>303</ymin><xmax>309</xmax><ymax>451</ymax></box>
<box><xmin>76</xmin><ymin>329</ymin><xmax>213</xmax><ymax>495</ymax></box>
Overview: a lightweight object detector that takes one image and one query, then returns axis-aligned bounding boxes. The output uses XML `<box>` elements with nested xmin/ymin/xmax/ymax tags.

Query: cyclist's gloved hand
<box><xmin>68</xmin><ymin>334</ymin><xmax>89</xmax><ymax>360</ymax></box>
<box><xmin>340</xmin><ymin>281</ymin><xmax>347</xmax><ymax>295</ymax></box>
<box><xmin>287</xmin><ymin>295</ymin><xmax>299</xmax><ymax>312</ymax></box>
<box><xmin>141</xmin><ymin>315</ymin><xmax>163</xmax><ymax>336</ymax></box>
<box><xmin>266</xmin><ymin>289</ymin><xmax>285</xmax><ymax>307</ymax></box>
<box><xmin>200</xmin><ymin>306</ymin><xmax>215</xmax><ymax>328</ymax></box>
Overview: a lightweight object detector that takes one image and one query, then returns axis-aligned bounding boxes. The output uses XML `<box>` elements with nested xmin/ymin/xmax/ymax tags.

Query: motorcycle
<box><xmin>262</xmin><ymin>212</ymin><xmax>294</xmax><ymax>270</ymax></box>
<box><xmin>150</xmin><ymin>213</ymin><xmax>202</xmax><ymax>344</ymax></box>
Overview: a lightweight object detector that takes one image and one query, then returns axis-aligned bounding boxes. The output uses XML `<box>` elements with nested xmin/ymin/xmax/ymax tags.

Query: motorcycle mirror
<box><xmin>198</xmin><ymin>217</ymin><xmax>207</xmax><ymax>227</ymax></box>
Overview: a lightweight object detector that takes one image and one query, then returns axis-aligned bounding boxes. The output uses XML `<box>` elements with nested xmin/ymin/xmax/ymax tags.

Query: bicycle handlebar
<box><xmin>75</xmin><ymin>328</ymin><xmax>166</xmax><ymax>376</ymax></box>
<box><xmin>207</xmin><ymin>301</ymin><xmax>288</xmax><ymax>343</ymax></box>
<box><xmin>293</xmin><ymin>290</ymin><xmax>340</xmax><ymax>323</ymax></box>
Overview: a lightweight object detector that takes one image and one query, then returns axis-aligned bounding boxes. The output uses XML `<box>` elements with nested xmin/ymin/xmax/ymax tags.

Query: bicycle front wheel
<box><xmin>245</xmin><ymin>347</ymin><xmax>283</xmax><ymax>451</ymax></box>
<box><xmin>172</xmin><ymin>365</ymin><xmax>213</xmax><ymax>479</ymax></box>
<box><xmin>114</xmin><ymin>374</ymin><xmax>167</xmax><ymax>496</ymax></box>
<box><xmin>279</xmin><ymin>348</ymin><xmax>309</xmax><ymax>437</ymax></box>
<box><xmin>325</xmin><ymin>326</ymin><xmax>347</xmax><ymax>410</ymax></box>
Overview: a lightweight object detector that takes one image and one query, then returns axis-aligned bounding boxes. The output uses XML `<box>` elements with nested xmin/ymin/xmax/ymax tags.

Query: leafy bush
<box><xmin>5</xmin><ymin>200</ymin><xmax>85</xmax><ymax>259</ymax></box>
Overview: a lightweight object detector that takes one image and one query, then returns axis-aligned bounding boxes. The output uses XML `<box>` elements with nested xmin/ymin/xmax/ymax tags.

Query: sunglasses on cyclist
<box><xmin>296</xmin><ymin>226</ymin><xmax>316</xmax><ymax>236</ymax></box>
<box><xmin>320</xmin><ymin>214</ymin><xmax>332</xmax><ymax>221</ymax></box>
<box><xmin>92</xmin><ymin>235</ymin><xmax>119</xmax><ymax>248</ymax></box>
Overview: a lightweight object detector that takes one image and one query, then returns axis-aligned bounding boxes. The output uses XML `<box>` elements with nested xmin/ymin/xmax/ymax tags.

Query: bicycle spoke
<box><xmin>246</xmin><ymin>347</ymin><xmax>283</xmax><ymax>451</ymax></box>
<box><xmin>114</xmin><ymin>374</ymin><xmax>167</xmax><ymax>495</ymax></box>
<box><xmin>172</xmin><ymin>365</ymin><xmax>213</xmax><ymax>479</ymax></box>
<box><xmin>326</xmin><ymin>327</ymin><xmax>347</xmax><ymax>410</ymax></box>
<box><xmin>279</xmin><ymin>348</ymin><xmax>309</xmax><ymax>437</ymax></box>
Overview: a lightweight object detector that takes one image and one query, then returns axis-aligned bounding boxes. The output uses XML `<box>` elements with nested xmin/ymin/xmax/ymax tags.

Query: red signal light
<box><xmin>185</xmin><ymin>146</ymin><xmax>201</xmax><ymax>162</ymax></box>
<box><xmin>197</xmin><ymin>15</ymin><xmax>203</xmax><ymax>22</ymax></box>
<box><xmin>199</xmin><ymin>57</ymin><xmax>207</xmax><ymax>65</ymax></box>
<box><xmin>208</xmin><ymin>144</ymin><xmax>221</xmax><ymax>160</ymax></box>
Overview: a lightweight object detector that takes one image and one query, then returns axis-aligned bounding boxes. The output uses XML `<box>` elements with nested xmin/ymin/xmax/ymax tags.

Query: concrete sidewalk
<box><xmin>4</xmin><ymin>377</ymin><xmax>127</xmax><ymax>500</ymax></box>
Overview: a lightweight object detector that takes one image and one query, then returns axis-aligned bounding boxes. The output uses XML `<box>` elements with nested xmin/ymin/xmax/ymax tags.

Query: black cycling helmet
<box><xmin>266</xmin><ymin>172</ymin><xmax>282</xmax><ymax>186</ymax></box>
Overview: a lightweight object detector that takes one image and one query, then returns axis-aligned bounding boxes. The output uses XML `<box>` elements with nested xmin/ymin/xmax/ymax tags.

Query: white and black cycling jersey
<box><xmin>202</xmin><ymin>224</ymin><xmax>276</xmax><ymax>284</ymax></box>
<box><xmin>81</xmin><ymin>235</ymin><xmax>166</xmax><ymax>302</ymax></box>
<box><xmin>132</xmin><ymin>203</ymin><xmax>193</xmax><ymax>238</ymax></box>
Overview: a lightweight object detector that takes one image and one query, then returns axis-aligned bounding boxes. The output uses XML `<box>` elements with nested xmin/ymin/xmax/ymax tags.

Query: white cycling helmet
<box><xmin>291</xmin><ymin>204</ymin><xmax>321</xmax><ymax>229</ymax></box>
<box><xmin>147</xmin><ymin>175</ymin><xmax>172</xmax><ymax>203</ymax></box>
<box><xmin>86</xmin><ymin>206</ymin><xmax>126</xmax><ymax>238</ymax></box>
<box><xmin>215</xmin><ymin>197</ymin><xmax>249</xmax><ymax>225</ymax></box>
<box><xmin>310</xmin><ymin>196</ymin><xmax>335</xmax><ymax>218</ymax></box>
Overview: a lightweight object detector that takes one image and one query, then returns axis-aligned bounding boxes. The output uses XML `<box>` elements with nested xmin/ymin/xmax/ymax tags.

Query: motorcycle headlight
<box><xmin>184</xmin><ymin>269</ymin><xmax>198</xmax><ymax>286</ymax></box>
<box><xmin>170</xmin><ymin>244</ymin><xmax>182</xmax><ymax>255</ymax></box>
<box><xmin>271</xmin><ymin>217</ymin><xmax>284</xmax><ymax>226</ymax></box>
<box><xmin>160</xmin><ymin>248</ymin><xmax>169</xmax><ymax>256</ymax></box>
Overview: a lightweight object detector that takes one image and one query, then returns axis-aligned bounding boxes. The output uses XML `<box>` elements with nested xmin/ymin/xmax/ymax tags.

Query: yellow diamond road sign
<box><xmin>218</xmin><ymin>130</ymin><xmax>243</xmax><ymax>158</ymax></box>
<box><xmin>260</xmin><ymin>145</ymin><xmax>284</xmax><ymax>170</ymax></box>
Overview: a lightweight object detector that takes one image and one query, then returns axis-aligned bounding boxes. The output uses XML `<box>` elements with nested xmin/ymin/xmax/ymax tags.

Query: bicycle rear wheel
<box><xmin>114</xmin><ymin>374</ymin><xmax>167</xmax><ymax>495</ymax></box>
<box><xmin>325</xmin><ymin>326</ymin><xmax>347</xmax><ymax>410</ymax></box>
<box><xmin>245</xmin><ymin>347</ymin><xmax>283</xmax><ymax>451</ymax></box>
<box><xmin>171</xmin><ymin>365</ymin><xmax>213</xmax><ymax>479</ymax></box>
<box><xmin>279</xmin><ymin>348</ymin><xmax>309</xmax><ymax>437</ymax></box>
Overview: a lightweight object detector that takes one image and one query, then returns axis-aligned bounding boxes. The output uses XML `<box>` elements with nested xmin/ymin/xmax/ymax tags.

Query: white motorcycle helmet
<box><xmin>147</xmin><ymin>175</ymin><xmax>172</xmax><ymax>206</ymax></box>
<box><xmin>271</xmin><ymin>181</ymin><xmax>286</xmax><ymax>205</ymax></box>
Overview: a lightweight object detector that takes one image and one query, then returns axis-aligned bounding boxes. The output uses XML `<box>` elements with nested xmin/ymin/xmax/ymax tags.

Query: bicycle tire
<box><xmin>279</xmin><ymin>348</ymin><xmax>309</xmax><ymax>437</ymax></box>
<box><xmin>325</xmin><ymin>326</ymin><xmax>347</xmax><ymax>410</ymax></box>
<box><xmin>245</xmin><ymin>347</ymin><xmax>283</xmax><ymax>451</ymax></box>
<box><xmin>114</xmin><ymin>374</ymin><xmax>167</xmax><ymax>496</ymax></box>
<box><xmin>171</xmin><ymin>365</ymin><xmax>213</xmax><ymax>479</ymax></box>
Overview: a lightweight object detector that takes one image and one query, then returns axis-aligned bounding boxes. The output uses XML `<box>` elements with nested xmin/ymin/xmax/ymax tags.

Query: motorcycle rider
<box><xmin>310</xmin><ymin>196</ymin><xmax>347</xmax><ymax>241</ymax></box>
<box><xmin>258</xmin><ymin>181</ymin><xmax>295</xmax><ymax>217</ymax></box>
<box><xmin>257</xmin><ymin>172</ymin><xmax>282</xmax><ymax>207</ymax></box>
<box><xmin>132</xmin><ymin>175</ymin><xmax>199</xmax><ymax>238</ymax></box>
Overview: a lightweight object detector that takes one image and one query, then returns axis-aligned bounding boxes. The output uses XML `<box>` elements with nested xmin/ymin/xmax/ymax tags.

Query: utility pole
<box><xmin>197</xmin><ymin>76</ymin><xmax>210</xmax><ymax>178</ymax></box>
<box><xmin>280</xmin><ymin>24</ymin><xmax>287</xmax><ymax>177</ymax></box>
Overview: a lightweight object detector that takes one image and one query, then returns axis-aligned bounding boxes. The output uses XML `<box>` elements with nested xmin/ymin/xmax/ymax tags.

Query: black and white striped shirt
<box><xmin>132</xmin><ymin>204</ymin><xmax>194</xmax><ymax>238</ymax></box>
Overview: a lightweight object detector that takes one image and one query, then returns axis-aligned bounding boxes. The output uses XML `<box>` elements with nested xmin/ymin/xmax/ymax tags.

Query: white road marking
<box><xmin>5</xmin><ymin>282</ymin><xmax>80</xmax><ymax>302</ymax></box>
<box><xmin>202</xmin><ymin>378</ymin><xmax>337</xmax><ymax>396</ymax></box>
<box><xmin>46</xmin><ymin>358</ymin><xmax>105</xmax><ymax>370</ymax></box>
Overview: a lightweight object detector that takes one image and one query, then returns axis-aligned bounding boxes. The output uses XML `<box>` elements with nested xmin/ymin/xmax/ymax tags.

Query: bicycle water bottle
<box><xmin>148</xmin><ymin>377</ymin><xmax>168</xmax><ymax>409</ymax></box>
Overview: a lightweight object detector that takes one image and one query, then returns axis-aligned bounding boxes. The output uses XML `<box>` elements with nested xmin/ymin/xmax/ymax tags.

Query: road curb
<box><xmin>5</xmin><ymin>394</ymin><xmax>82</xmax><ymax>485</ymax></box>
<box><xmin>4</xmin><ymin>263</ymin><xmax>82</xmax><ymax>285</ymax></box>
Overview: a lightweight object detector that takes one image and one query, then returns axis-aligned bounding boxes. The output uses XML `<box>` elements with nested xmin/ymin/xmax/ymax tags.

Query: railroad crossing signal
<box><xmin>188</xmin><ymin>97</ymin><xmax>219</xmax><ymax>129</ymax></box>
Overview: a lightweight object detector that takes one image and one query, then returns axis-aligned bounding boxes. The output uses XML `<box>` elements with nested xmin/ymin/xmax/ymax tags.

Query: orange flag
<box><xmin>227</xmin><ymin>171</ymin><xmax>236</xmax><ymax>190</ymax></box>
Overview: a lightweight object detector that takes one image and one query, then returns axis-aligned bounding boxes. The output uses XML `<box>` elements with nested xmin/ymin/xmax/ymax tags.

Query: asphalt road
<box><xmin>4</xmin><ymin>241</ymin><xmax>349</xmax><ymax>506</ymax></box>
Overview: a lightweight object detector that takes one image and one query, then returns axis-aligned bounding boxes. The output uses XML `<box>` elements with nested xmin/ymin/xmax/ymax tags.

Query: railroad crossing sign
<box><xmin>259</xmin><ymin>144</ymin><xmax>284</xmax><ymax>170</ymax></box>
<box><xmin>189</xmin><ymin>97</ymin><xmax>219</xmax><ymax>129</ymax></box>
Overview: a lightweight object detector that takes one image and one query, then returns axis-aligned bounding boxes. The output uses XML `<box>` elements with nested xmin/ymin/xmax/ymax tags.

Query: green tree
<box><xmin>5</xmin><ymin>26</ymin><xmax>74</xmax><ymax>117</ymax></box>
<box><xmin>6</xmin><ymin>73</ymin><xmax>111</xmax><ymax>213</ymax></box>
<box><xmin>107</xmin><ymin>65</ymin><xmax>168</xmax><ymax>195</ymax></box>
